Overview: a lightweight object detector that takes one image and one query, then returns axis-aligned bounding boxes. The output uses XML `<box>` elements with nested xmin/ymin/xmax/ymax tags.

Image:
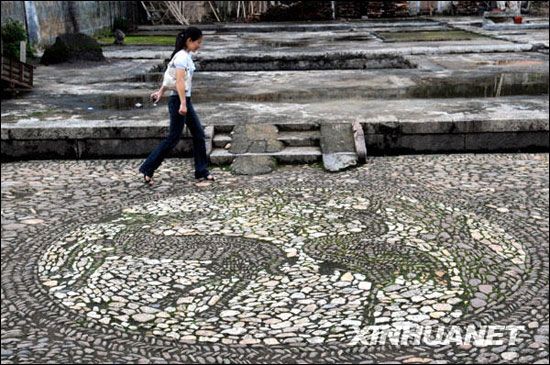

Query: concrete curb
<box><xmin>2</xmin><ymin>118</ymin><xmax>547</xmax><ymax>161</ymax></box>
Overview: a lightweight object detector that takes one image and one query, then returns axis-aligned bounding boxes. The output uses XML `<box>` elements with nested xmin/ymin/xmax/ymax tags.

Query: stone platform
<box><xmin>2</xmin><ymin>96</ymin><xmax>548</xmax><ymax>161</ymax></box>
<box><xmin>1</xmin><ymin>16</ymin><xmax>549</xmax><ymax>167</ymax></box>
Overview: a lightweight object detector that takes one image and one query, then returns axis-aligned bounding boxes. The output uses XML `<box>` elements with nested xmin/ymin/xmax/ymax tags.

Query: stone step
<box><xmin>213</xmin><ymin>133</ymin><xmax>232</xmax><ymax>148</ymax></box>
<box><xmin>213</xmin><ymin>130</ymin><xmax>321</xmax><ymax>148</ymax></box>
<box><xmin>278</xmin><ymin>130</ymin><xmax>321</xmax><ymax>147</ymax></box>
<box><xmin>210</xmin><ymin>146</ymin><xmax>322</xmax><ymax>165</ymax></box>
<box><xmin>276</xmin><ymin>123</ymin><xmax>320</xmax><ymax>132</ymax></box>
<box><xmin>213</xmin><ymin>125</ymin><xmax>234</xmax><ymax>133</ymax></box>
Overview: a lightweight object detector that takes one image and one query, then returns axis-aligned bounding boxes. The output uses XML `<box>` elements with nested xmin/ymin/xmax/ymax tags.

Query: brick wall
<box><xmin>1</xmin><ymin>1</ymin><xmax>138</xmax><ymax>47</ymax></box>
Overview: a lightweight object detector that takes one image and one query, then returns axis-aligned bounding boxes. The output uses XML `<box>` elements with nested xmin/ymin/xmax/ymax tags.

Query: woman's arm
<box><xmin>175</xmin><ymin>68</ymin><xmax>187</xmax><ymax>115</ymax></box>
<box><xmin>150</xmin><ymin>85</ymin><xmax>167</xmax><ymax>103</ymax></box>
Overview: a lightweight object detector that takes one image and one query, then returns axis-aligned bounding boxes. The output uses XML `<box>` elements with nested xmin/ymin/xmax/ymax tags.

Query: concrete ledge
<box><xmin>3</xmin><ymin>125</ymin><xmax>182</xmax><ymax>140</ymax></box>
<box><xmin>3</xmin><ymin>129</ymin><xmax>547</xmax><ymax>161</ymax></box>
<box><xmin>363</xmin><ymin>118</ymin><xmax>550</xmax><ymax>135</ymax></box>
<box><xmin>1</xmin><ymin>138</ymin><xmax>194</xmax><ymax>161</ymax></box>
<box><xmin>464</xmin><ymin>132</ymin><xmax>550</xmax><ymax>151</ymax></box>
<box><xmin>2</xmin><ymin>98</ymin><xmax>548</xmax><ymax>161</ymax></box>
<box><xmin>366</xmin><ymin>131</ymin><xmax>549</xmax><ymax>155</ymax></box>
<box><xmin>1</xmin><ymin>124</ymin><xmax>214</xmax><ymax>160</ymax></box>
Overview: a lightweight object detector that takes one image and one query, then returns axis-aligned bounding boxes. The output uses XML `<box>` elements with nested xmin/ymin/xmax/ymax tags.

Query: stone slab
<box><xmin>322</xmin><ymin>153</ymin><xmax>358</xmax><ymax>172</ymax></box>
<box><xmin>230</xmin><ymin>124</ymin><xmax>283</xmax><ymax>154</ymax></box>
<box><xmin>230</xmin><ymin>155</ymin><xmax>277</xmax><ymax>175</ymax></box>
<box><xmin>320</xmin><ymin>123</ymin><xmax>356</xmax><ymax>154</ymax></box>
<box><xmin>320</xmin><ymin>123</ymin><xmax>358</xmax><ymax>172</ymax></box>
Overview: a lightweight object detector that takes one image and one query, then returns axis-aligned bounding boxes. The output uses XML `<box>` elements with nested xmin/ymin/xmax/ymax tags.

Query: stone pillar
<box><xmin>24</xmin><ymin>1</ymin><xmax>40</xmax><ymax>45</ymax></box>
<box><xmin>408</xmin><ymin>1</ymin><xmax>421</xmax><ymax>16</ymax></box>
<box><xmin>507</xmin><ymin>1</ymin><xmax>521</xmax><ymax>15</ymax></box>
<box><xmin>20</xmin><ymin>41</ymin><xmax>26</xmax><ymax>62</ymax></box>
<box><xmin>437</xmin><ymin>1</ymin><xmax>452</xmax><ymax>13</ymax></box>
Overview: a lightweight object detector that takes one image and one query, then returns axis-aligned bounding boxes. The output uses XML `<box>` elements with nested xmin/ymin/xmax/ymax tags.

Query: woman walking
<box><xmin>139</xmin><ymin>27</ymin><xmax>215</xmax><ymax>185</ymax></box>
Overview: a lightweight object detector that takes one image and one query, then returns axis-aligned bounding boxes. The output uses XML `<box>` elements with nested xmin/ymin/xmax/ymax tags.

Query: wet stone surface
<box><xmin>1</xmin><ymin>154</ymin><xmax>548</xmax><ymax>363</ymax></box>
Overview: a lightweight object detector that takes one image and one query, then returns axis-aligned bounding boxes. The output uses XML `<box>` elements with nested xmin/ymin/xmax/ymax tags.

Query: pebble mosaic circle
<box><xmin>36</xmin><ymin>184</ymin><xmax>529</xmax><ymax>347</ymax></box>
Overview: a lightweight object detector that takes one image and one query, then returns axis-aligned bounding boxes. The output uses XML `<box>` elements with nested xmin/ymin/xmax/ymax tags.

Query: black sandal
<box><xmin>197</xmin><ymin>174</ymin><xmax>216</xmax><ymax>182</ymax></box>
<box><xmin>143</xmin><ymin>174</ymin><xmax>154</xmax><ymax>186</ymax></box>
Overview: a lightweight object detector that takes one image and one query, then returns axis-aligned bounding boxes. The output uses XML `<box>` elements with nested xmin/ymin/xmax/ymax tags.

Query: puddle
<box><xmin>199</xmin><ymin>54</ymin><xmax>415</xmax><ymax>71</ymax></box>
<box><xmin>252</xmin><ymin>35</ymin><xmax>374</xmax><ymax>48</ymax></box>
<box><xmin>100</xmin><ymin>95</ymin><xmax>153</xmax><ymax>110</ymax></box>
<box><xmin>377</xmin><ymin>30</ymin><xmax>487</xmax><ymax>42</ymax></box>
<box><xmin>472</xmin><ymin>59</ymin><xmax>546</xmax><ymax>68</ymax></box>
<box><xmin>124</xmin><ymin>73</ymin><xmax>164</xmax><ymax>83</ymax></box>
<box><xmin>334</xmin><ymin>35</ymin><xmax>374</xmax><ymax>42</ymax></box>
<box><xmin>256</xmin><ymin>40</ymin><xmax>310</xmax><ymax>48</ymax></box>
<box><xmin>494</xmin><ymin>60</ymin><xmax>545</xmax><ymax>66</ymax></box>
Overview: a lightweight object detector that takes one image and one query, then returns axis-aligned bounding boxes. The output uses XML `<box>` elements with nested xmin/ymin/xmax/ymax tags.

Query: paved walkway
<box><xmin>1</xmin><ymin>153</ymin><xmax>548</xmax><ymax>363</ymax></box>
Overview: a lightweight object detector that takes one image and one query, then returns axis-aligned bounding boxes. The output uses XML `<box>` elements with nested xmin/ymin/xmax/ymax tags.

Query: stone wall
<box><xmin>181</xmin><ymin>1</ymin><xmax>211</xmax><ymax>23</ymax></box>
<box><xmin>1</xmin><ymin>1</ymin><xmax>27</xmax><ymax>27</ymax></box>
<box><xmin>1</xmin><ymin>1</ymin><xmax>139</xmax><ymax>47</ymax></box>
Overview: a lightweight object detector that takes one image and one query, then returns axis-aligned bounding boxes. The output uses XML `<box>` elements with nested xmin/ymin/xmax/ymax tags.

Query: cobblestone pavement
<box><xmin>1</xmin><ymin>154</ymin><xmax>549</xmax><ymax>364</ymax></box>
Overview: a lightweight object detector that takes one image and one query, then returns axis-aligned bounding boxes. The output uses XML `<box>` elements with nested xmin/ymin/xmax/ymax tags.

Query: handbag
<box><xmin>162</xmin><ymin>57</ymin><xmax>177</xmax><ymax>90</ymax></box>
<box><xmin>162</xmin><ymin>52</ymin><xmax>191</xmax><ymax>91</ymax></box>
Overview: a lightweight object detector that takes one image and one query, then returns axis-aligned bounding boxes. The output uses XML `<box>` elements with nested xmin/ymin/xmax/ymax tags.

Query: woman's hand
<box><xmin>150</xmin><ymin>90</ymin><xmax>162</xmax><ymax>103</ymax></box>
<box><xmin>178</xmin><ymin>104</ymin><xmax>187</xmax><ymax>115</ymax></box>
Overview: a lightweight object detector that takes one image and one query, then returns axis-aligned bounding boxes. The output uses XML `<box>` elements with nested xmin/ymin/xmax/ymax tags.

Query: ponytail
<box><xmin>170</xmin><ymin>27</ymin><xmax>203</xmax><ymax>60</ymax></box>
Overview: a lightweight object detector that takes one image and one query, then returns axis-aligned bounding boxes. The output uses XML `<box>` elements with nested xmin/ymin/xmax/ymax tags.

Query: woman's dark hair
<box><xmin>170</xmin><ymin>27</ymin><xmax>202</xmax><ymax>59</ymax></box>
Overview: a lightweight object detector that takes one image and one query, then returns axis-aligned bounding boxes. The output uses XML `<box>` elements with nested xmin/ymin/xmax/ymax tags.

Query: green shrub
<box><xmin>112</xmin><ymin>17</ymin><xmax>129</xmax><ymax>33</ymax></box>
<box><xmin>41</xmin><ymin>33</ymin><xmax>104</xmax><ymax>65</ymax></box>
<box><xmin>94</xmin><ymin>26</ymin><xmax>113</xmax><ymax>38</ymax></box>
<box><xmin>1</xmin><ymin>18</ymin><xmax>33</xmax><ymax>59</ymax></box>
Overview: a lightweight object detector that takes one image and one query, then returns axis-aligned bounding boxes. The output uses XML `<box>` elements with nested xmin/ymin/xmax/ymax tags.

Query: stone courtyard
<box><xmin>2</xmin><ymin>16</ymin><xmax>549</xmax><ymax>169</ymax></box>
<box><xmin>1</xmin><ymin>3</ymin><xmax>550</xmax><ymax>364</ymax></box>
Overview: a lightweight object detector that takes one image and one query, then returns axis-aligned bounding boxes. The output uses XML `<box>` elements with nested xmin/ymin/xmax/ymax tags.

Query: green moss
<box><xmin>219</xmin><ymin>164</ymin><xmax>232</xmax><ymax>172</ymax></box>
<box><xmin>97</xmin><ymin>35</ymin><xmax>177</xmax><ymax>46</ymax></box>
<box><xmin>26</xmin><ymin>108</ymin><xmax>57</xmax><ymax>119</ymax></box>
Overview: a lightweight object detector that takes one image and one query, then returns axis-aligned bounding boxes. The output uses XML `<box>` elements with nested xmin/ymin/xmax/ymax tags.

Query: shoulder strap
<box><xmin>168</xmin><ymin>54</ymin><xmax>176</xmax><ymax>66</ymax></box>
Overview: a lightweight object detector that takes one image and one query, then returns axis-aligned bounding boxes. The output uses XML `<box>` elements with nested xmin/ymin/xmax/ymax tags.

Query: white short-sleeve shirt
<box><xmin>170</xmin><ymin>49</ymin><xmax>195</xmax><ymax>97</ymax></box>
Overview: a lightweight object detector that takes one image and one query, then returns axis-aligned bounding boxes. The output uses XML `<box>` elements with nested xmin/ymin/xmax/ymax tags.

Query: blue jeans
<box><xmin>140</xmin><ymin>96</ymin><xmax>209</xmax><ymax>179</ymax></box>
